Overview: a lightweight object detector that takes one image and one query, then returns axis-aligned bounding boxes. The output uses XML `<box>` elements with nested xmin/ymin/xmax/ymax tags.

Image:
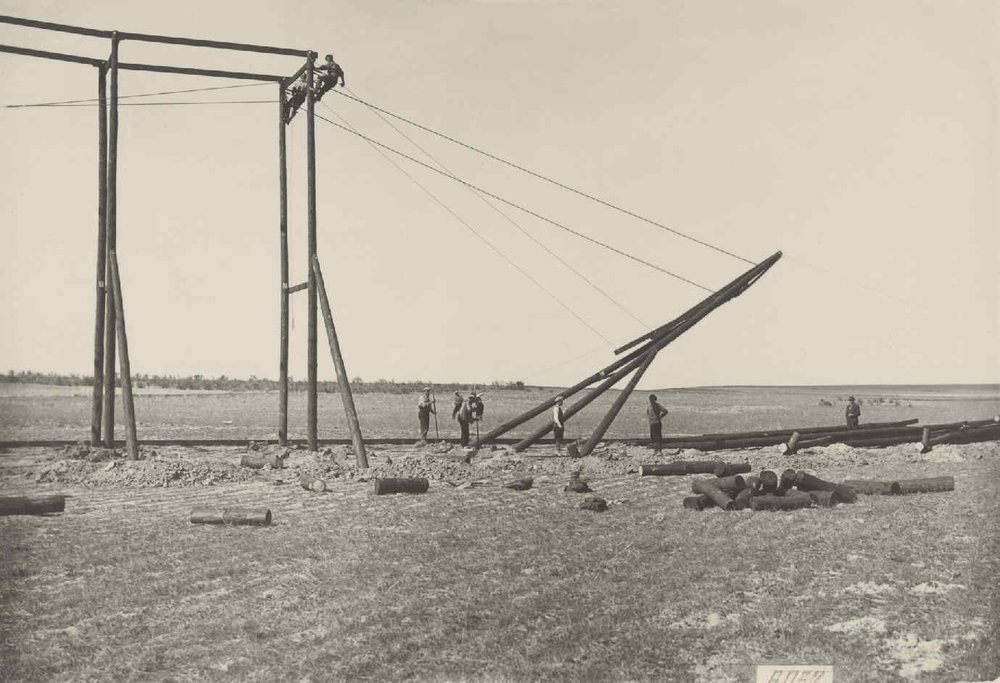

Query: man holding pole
<box><xmin>417</xmin><ymin>388</ymin><xmax>436</xmax><ymax>444</ymax></box>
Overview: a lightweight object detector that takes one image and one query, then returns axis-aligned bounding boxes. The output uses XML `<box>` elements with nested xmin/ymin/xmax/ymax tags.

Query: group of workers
<box><xmin>416</xmin><ymin>388</ymin><xmax>484</xmax><ymax>446</ymax></box>
<box><xmin>417</xmin><ymin>391</ymin><xmax>864</xmax><ymax>451</ymax></box>
<box><xmin>284</xmin><ymin>53</ymin><xmax>345</xmax><ymax>124</ymax></box>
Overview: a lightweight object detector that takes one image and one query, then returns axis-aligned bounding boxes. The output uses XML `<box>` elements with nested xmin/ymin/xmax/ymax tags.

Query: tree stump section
<box><xmin>0</xmin><ymin>495</ymin><xmax>65</xmax><ymax>516</ymax></box>
<box><xmin>373</xmin><ymin>478</ymin><xmax>430</xmax><ymax>495</ymax></box>
<box><xmin>896</xmin><ymin>476</ymin><xmax>955</xmax><ymax>494</ymax></box>
<box><xmin>758</xmin><ymin>470</ymin><xmax>779</xmax><ymax>495</ymax></box>
<box><xmin>190</xmin><ymin>508</ymin><xmax>272</xmax><ymax>526</ymax></box>
<box><xmin>299</xmin><ymin>475</ymin><xmax>327</xmax><ymax>493</ymax></box>
<box><xmin>240</xmin><ymin>453</ymin><xmax>284</xmax><ymax>470</ymax></box>
<box><xmin>691</xmin><ymin>478</ymin><xmax>735</xmax><ymax>511</ymax></box>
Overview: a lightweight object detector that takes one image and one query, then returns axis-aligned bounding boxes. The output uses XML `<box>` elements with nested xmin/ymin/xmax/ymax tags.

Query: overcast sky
<box><xmin>1</xmin><ymin>0</ymin><xmax>997</xmax><ymax>388</ymax></box>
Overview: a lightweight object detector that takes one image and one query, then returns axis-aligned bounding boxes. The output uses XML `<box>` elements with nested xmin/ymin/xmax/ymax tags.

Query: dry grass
<box><xmin>2</xmin><ymin>447</ymin><xmax>999</xmax><ymax>681</ymax></box>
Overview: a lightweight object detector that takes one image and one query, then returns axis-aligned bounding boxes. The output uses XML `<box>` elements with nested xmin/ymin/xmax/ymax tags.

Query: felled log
<box><xmin>190</xmin><ymin>508</ymin><xmax>271</xmax><ymax>526</ymax></box>
<box><xmin>662</xmin><ymin>418</ymin><xmax>920</xmax><ymax>447</ymax></box>
<box><xmin>792</xmin><ymin>471</ymin><xmax>857</xmax><ymax>503</ymax></box>
<box><xmin>807</xmin><ymin>490</ymin><xmax>842</xmax><ymax>507</ymax></box>
<box><xmin>733</xmin><ymin>488</ymin><xmax>754</xmax><ymax>510</ymax></box>
<box><xmin>0</xmin><ymin>494</ymin><xmax>65</xmax><ymax>516</ymax></box>
<box><xmin>778</xmin><ymin>469</ymin><xmax>797</xmax><ymax>494</ymax></box>
<box><xmin>783</xmin><ymin>431</ymin><xmax>802</xmax><ymax>455</ymax></box>
<box><xmin>683</xmin><ymin>494</ymin><xmax>714</xmax><ymax>511</ymax></box>
<box><xmin>758</xmin><ymin>471</ymin><xmax>778</xmax><ymax>495</ymax></box>
<box><xmin>373</xmin><ymin>478</ymin><xmax>429</xmax><ymax>495</ymax></box>
<box><xmin>895</xmin><ymin>476</ymin><xmax>954</xmax><ymax>494</ymax></box>
<box><xmin>640</xmin><ymin>463</ymin><xmax>689</xmax><ymax>477</ymax></box>
<box><xmin>713</xmin><ymin>462</ymin><xmax>751</xmax><ymax>477</ymax></box>
<box><xmin>750</xmin><ymin>493</ymin><xmax>813</xmax><ymax>511</ymax></box>
<box><xmin>783</xmin><ymin>435</ymin><xmax>834</xmax><ymax>455</ymax></box>
<box><xmin>299</xmin><ymin>475</ymin><xmax>327</xmax><ymax>493</ymax></box>
<box><xmin>691</xmin><ymin>478</ymin><xmax>734</xmax><ymax>511</ymax></box>
<box><xmin>841</xmin><ymin>479</ymin><xmax>901</xmax><ymax>495</ymax></box>
<box><xmin>709</xmin><ymin>475</ymin><xmax>746</xmax><ymax>495</ymax></box>
<box><xmin>684</xmin><ymin>461</ymin><xmax>728</xmax><ymax>474</ymax></box>
<box><xmin>745</xmin><ymin>475</ymin><xmax>761</xmax><ymax>494</ymax></box>
<box><xmin>240</xmin><ymin>453</ymin><xmax>284</xmax><ymax>470</ymax></box>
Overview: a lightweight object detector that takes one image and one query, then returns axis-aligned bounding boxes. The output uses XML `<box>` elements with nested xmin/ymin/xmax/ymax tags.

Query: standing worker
<box><xmin>452</xmin><ymin>391</ymin><xmax>463</xmax><ymax>421</ymax></box>
<box><xmin>456</xmin><ymin>394</ymin><xmax>474</xmax><ymax>447</ymax></box>
<box><xmin>552</xmin><ymin>396</ymin><xmax>566</xmax><ymax>453</ymax></box>
<box><xmin>470</xmin><ymin>392</ymin><xmax>485</xmax><ymax>422</ymax></box>
<box><xmin>647</xmin><ymin>394</ymin><xmax>668</xmax><ymax>456</ymax></box>
<box><xmin>845</xmin><ymin>396</ymin><xmax>861</xmax><ymax>430</ymax></box>
<box><xmin>417</xmin><ymin>388</ymin><xmax>436</xmax><ymax>444</ymax></box>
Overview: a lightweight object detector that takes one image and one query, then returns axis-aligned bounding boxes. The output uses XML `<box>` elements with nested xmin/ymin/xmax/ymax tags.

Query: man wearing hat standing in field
<box><xmin>417</xmin><ymin>388</ymin><xmax>436</xmax><ymax>444</ymax></box>
<box><xmin>845</xmin><ymin>396</ymin><xmax>861</xmax><ymax>430</ymax></box>
<box><xmin>456</xmin><ymin>393</ymin><xmax>476</xmax><ymax>447</ymax></box>
<box><xmin>647</xmin><ymin>394</ymin><xmax>669</xmax><ymax>456</ymax></box>
<box><xmin>552</xmin><ymin>396</ymin><xmax>566</xmax><ymax>453</ymax></box>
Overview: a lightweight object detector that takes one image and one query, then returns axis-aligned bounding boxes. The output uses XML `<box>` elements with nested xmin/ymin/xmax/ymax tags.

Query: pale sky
<box><xmin>1</xmin><ymin>0</ymin><xmax>997</xmax><ymax>388</ymax></box>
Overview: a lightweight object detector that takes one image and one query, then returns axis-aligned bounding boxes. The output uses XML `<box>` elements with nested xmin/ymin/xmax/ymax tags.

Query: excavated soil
<box><xmin>1</xmin><ymin>439</ymin><xmax>995</xmax><ymax>490</ymax></box>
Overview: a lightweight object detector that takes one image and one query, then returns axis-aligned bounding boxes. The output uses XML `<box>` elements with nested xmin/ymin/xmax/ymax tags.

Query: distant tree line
<box><xmin>1</xmin><ymin>370</ymin><xmax>526</xmax><ymax>394</ymax></box>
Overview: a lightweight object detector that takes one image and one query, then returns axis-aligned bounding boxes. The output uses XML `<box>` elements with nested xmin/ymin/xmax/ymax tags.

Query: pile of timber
<box><xmin>659</xmin><ymin>417</ymin><xmax>1000</xmax><ymax>453</ymax></box>
<box><xmin>682</xmin><ymin>470</ymin><xmax>955</xmax><ymax>512</ymax></box>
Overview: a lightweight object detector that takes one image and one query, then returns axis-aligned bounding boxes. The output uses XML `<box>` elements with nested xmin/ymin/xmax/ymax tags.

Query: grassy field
<box><xmin>1</xmin><ymin>385</ymin><xmax>999</xmax><ymax>681</ymax></box>
<box><xmin>2</xmin><ymin>383</ymin><xmax>998</xmax><ymax>442</ymax></box>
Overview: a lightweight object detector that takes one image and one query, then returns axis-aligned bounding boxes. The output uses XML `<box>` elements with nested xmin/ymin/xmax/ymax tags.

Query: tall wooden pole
<box><xmin>578</xmin><ymin>347</ymin><xmax>659</xmax><ymax>457</ymax></box>
<box><xmin>277</xmin><ymin>84</ymin><xmax>289</xmax><ymax>446</ymax></box>
<box><xmin>306</xmin><ymin>55</ymin><xmax>318</xmax><ymax>451</ymax></box>
<box><xmin>108</xmin><ymin>253</ymin><xmax>139</xmax><ymax>460</ymax></box>
<box><xmin>313</xmin><ymin>257</ymin><xmax>368</xmax><ymax>468</ymax></box>
<box><xmin>90</xmin><ymin>64</ymin><xmax>108</xmax><ymax>446</ymax></box>
<box><xmin>101</xmin><ymin>35</ymin><xmax>119</xmax><ymax>448</ymax></box>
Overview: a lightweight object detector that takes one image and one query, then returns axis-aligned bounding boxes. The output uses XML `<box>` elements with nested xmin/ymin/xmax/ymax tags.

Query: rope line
<box><xmin>315</xmin><ymin>112</ymin><xmax>712</xmax><ymax>292</ymax></box>
<box><xmin>318</xmin><ymin>107</ymin><xmax>614</xmax><ymax>344</ymax></box>
<box><xmin>334</xmin><ymin>89</ymin><xmax>753</xmax><ymax>264</ymax></box>
<box><xmin>1</xmin><ymin>81</ymin><xmax>271</xmax><ymax>109</ymax></box>
<box><xmin>330</xmin><ymin>96</ymin><xmax>649</xmax><ymax>329</ymax></box>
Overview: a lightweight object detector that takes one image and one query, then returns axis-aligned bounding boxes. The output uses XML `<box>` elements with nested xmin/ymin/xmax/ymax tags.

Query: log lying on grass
<box><xmin>662</xmin><ymin>418</ymin><xmax>920</xmax><ymax>447</ymax></box>
<box><xmin>691</xmin><ymin>478</ymin><xmax>734</xmax><ymax>511</ymax></box>
<box><xmin>190</xmin><ymin>508</ymin><xmax>271</xmax><ymax>526</ymax></box>
<box><xmin>0</xmin><ymin>495</ymin><xmax>65</xmax><ymax>516</ymax></box>
<box><xmin>750</xmin><ymin>493</ymin><xmax>813</xmax><ymax>512</ymax></box>
<box><xmin>299</xmin><ymin>475</ymin><xmax>327</xmax><ymax>493</ymax></box>
<box><xmin>709</xmin><ymin>475</ymin><xmax>746</xmax><ymax>495</ymax></box>
<box><xmin>639</xmin><ymin>461</ymin><xmax>750</xmax><ymax>477</ymax></box>
<box><xmin>733</xmin><ymin>488</ymin><xmax>753</xmax><ymax>510</ymax></box>
<box><xmin>683</xmin><ymin>494</ymin><xmax>714</xmax><ymax>511</ymax></box>
<box><xmin>841</xmin><ymin>479</ymin><xmax>902</xmax><ymax>495</ymax></box>
<box><xmin>807</xmin><ymin>490</ymin><xmax>842</xmax><ymax>507</ymax></box>
<box><xmin>778</xmin><ymin>469</ymin><xmax>798</xmax><ymax>494</ymax></box>
<box><xmin>240</xmin><ymin>453</ymin><xmax>284</xmax><ymax>470</ymax></box>
<box><xmin>373</xmin><ymin>478</ymin><xmax>429</xmax><ymax>495</ymax></box>
<box><xmin>758</xmin><ymin>470</ymin><xmax>778</xmax><ymax>495</ymax></box>
<box><xmin>896</xmin><ymin>476</ymin><xmax>954</xmax><ymax>494</ymax></box>
<box><xmin>505</xmin><ymin>477</ymin><xmax>534</xmax><ymax>491</ymax></box>
<box><xmin>793</xmin><ymin>472</ymin><xmax>857</xmax><ymax>503</ymax></box>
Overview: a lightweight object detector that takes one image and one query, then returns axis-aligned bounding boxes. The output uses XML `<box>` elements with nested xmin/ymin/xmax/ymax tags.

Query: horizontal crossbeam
<box><xmin>286</xmin><ymin>282</ymin><xmax>308</xmax><ymax>294</ymax></box>
<box><xmin>0</xmin><ymin>43</ymin><xmax>103</xmax><ymax>67</ymax></box>
<box><xmin>117</xmin><ymin>61</ymin><xmax>285</xmax><ymax>82</ymax></box>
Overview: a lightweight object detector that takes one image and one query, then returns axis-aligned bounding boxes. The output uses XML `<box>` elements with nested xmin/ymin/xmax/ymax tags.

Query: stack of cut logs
<box><xmin>657</xmin><ymin>417</ymin><xmax>1000</xmax><ymax>453</ymax></box>
<box><xmin>638</xmin><ymin>466</ymin><xmax>956</xmax><ymax>511</ymax></box>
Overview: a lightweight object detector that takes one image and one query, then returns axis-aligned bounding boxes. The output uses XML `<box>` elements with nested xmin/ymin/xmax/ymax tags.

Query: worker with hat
<box><xmin>845</xmin><ymin>396</ymin><xmax>861</xmax><ymax>430</ymax></box>
<box><xmin>647</xmin><ymin>394</ymin><xmax>669</xmax><ymax>456</ymax></box>
<box><xmin>552</xmin><ymin>396</ymin><xmax>566</xmax><ymax>453</ymax></box>
<box><xmin>417</xmin><ymin>388</ymin><xmax>436</xmax><ymax>444</ymax></box>
<box><xmin>456</xmin><ymin>393</ymin><xmax>476</xmax><ymax>447</ymax></box>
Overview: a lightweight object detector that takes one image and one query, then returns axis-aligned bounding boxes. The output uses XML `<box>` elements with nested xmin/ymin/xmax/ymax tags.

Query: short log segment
<box><xmin>750</xmin><ymin>493</ymin><xmax>813</xmax><ymax>512</ymax></box>
<box><xmin>713</xmin><ymin>462</ymin><xmax>751</xmax><ymax>477</ymax></box>
<box><xmin>733</xmin><ymin>488</ymin><xmax>754</xmax><ymax>510</ymax></box>
<box><xmin>190</xmin><ymin>508</ymin><xmax>272</xmax><ymax>526</ymax></box>
<box><xmin>841</xmin><ymin>479</ymin><xmax>901</xmax><ymax>496</ymax></box>
<box><xmin>505</xmin><ymin>477</ymin><xmax>534</xmax><ymax>491</ymax></box>
<box><xmin>373</xmin><ymin>478</ymin><xmax>429</xmax><ymax>495</ymax></box>
<box><xmin>683</xmin><ymin>494</ymin><xmax>714</xmax><ymax>511</ymax></box>
<box><xmin>691</xmin><ymin>478</ymin><xmax>735</xmax><ymax>511</ymax></box>
<box><xmin>240</xmin><ymin>453</ymin><xmax>284</xmax><ymax>470</ymax></box>
<box><xmin>783</xmin><ymin>431</ymin><xmax>802</xmax><ymax>455</ymax></box>
<box><xmin>0</xmin><ymin>495</ymin><xmax>66</xmax><ymax>516</ymax></box>
<box><xmin>807</xmin><ymin>490</ymin><xmax>842</xmax><ymax>507</ymax></box>
<box><xmin>707</xmin><ymin>475</ymin><xmax>746</xmax><ymax>495</ymax></box>
<box><xmin>793</xmin><ymin>471</ymin><xmax>857</xmax><ymax>503</ymax></box>
<box><xmin>745</xmin><ymin>475</ymin><xmax>761</xmax><ymax>494</ymax></box>
<box><xmin>299</xmin><ymin>475</ymin><xmax>327</xmax><ymax>492</ymax></box>
<box><xmin>639</xmin><ymin>462</ymin><xmax>748</xmax><ymax>477</ymax></box>
<box><xmin>758</xmin><ymin>470</ymin><xmax>778</xmax><ymax>495</ymax></box>
<box><xmin>778</xmin><ymin>469</ymin><xmax>797</xmax><ymax>494</ymax></box>
<box><xmin>896</xmin><ymin>476</ymin><xmax>955</xmax><ymax>495</ymax></box>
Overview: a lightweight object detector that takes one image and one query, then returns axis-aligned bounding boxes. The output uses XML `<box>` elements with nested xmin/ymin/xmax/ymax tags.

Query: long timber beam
<box><xmin>117</xmin><ymin>61</ymin><xmax>284</xmax><ymax>81</ymax></box>
<box><xmin>0</xmin><ymin>43</ymin><xmax>104</xmax><ymax>66</ymax></box>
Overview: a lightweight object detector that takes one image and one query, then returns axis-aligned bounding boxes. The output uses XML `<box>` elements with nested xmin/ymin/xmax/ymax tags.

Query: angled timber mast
<box><xmin>0</xmin><ymin>14</ymin><xmax>366</xmax><ymax>465</ymax></box>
